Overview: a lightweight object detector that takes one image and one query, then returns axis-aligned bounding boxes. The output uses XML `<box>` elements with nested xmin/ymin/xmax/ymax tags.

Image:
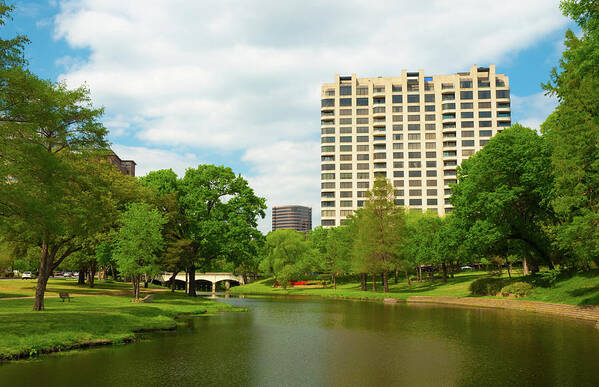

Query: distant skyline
<box><xmin>5</xmin><ymin>0</ymin><xmax>572</xmax><ymax>232</ymax></box>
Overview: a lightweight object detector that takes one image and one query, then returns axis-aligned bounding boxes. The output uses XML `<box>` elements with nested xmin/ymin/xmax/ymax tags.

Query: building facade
<box><xmin>107</xmin><ymin>151</ymin><xmax>136</xmax><ymax>177</ymax></box>
<box><xmin>320</xmin><ymin>65</ymin><xmax>510</xmax><ymax>227</ymax></box>
<box><xmin>272</xmin><ymin>205</ymin><xmax>312</xmax><ymax>232</ymax></box>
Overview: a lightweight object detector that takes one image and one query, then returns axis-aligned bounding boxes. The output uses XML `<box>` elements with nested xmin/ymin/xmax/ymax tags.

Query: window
<box><xmin>480</xmin><ymin>139</ymin><xmax>489</xmax><ymax>146</ymax></box>
<box><xmin>479</xmin><ymin>130</ymin><xmax>492</xmax><ymax>137</ymax></box>
<box><xmin>461</xmin><ymin>121</ymin><xmax>474</xmax><ymax>128</ymax></box>
<box><xmin>408</xmin><ymin>152</ymin><xmax>421</xmax><ymax>158</ymax></box>
<box><xmin>356</xmin><ymin>145</ymin><xmax>369</xmax><ymax>151</ymax></box>
<box><xmin>498</xmin><ymin>121</ymin><xmax>511</xmax><ymax>127</ymax></box>
<box><xmin>340</xmin><ymin>173</ymin><xmax>352</xmax><ymax>179</ymax></box>
<box><xmin>322</xmin><ymin>155</ymin><xmax>334</xmax><ymax>161</ymax></box>
<box><xmin>340</xmin><ymin>85</ymin><xmax>352</xmax><ymax>95</ymax></box>
<box><xmin>395</xmin><ymin>189</ymin><xmax>404</xmax><ymax>196</ymax></box>
<box><xmin>460</xmin><ymin>91</ymin><xmax>473</xmax><ymax>100</ymax></box>
<box><xmin>426</xmin><ymin>170</ymin><xmax>437</xmax><ymax>177</ymax></box>
<box><xmin>357</xmin><ymin>182</ymin><xmax>369</xmax><ymax>189</ymax></box>
<box><xmin>357</xmin><ymin>191</ymin><xmax>367</xmax><ymax>198</ymax></box>
<box><xmin>340</xmin><ymin>154</ymin><xmax>352</xmax><ymax>161</ymax></box>
<box><xmin>408</xmin><ymin>115</ymin><xmax>420</xmax><ymax>121</ymax></box>
<box><xmin>357</xmin><ymin>136</ymin><xmax>368</xmax><ymax>142</ymax></box>
<box><xmin>357</xmin><ymin>127</ymin><xmax>369</xmax><ymax>133</ymax></box>
<box><xmin>461</xmin><ymin>111</ymin><xmax>473</xmax><ymax>118</ymax></box>
<box><xmin>356</xmin><ymin>87</ymin><xmax>368</xmax><ymax>95</ymax></box>
<box><xmin>322</xmin><ymin>201</ymin><xmax>335</xmax><ymax>207</ymax></box>
<box><xmin>321</xmin><ymin>173</ymin><xmax>335</xmax><ymax>180</ymax></box>
<box><xmin>340</xmin><ymin>118</ymin><xmax>352</xmax><ymax>124</ymax></box>
<box><xmin>321</xmin><ymin>192</ymin><xmax>335</xmax><ymax>198</ymax></box>
<box><xmin>409</xmin><ymin>161</ymin><xmax>421</xmax><ymax>168</ymax></box>
<box><xmin>373</xmin><ymin>106</ymin><xmax>385</xmax><ymax>113</ymax></box>
<box><xmin>392</xmin><ymin>84</ymin><xmax>402</xmax><ymax>92</ymax></box>
<box><xmin>357</xmin><ymin>201</ymin><xmax>365</xmax><ymax>207</ymax></box>
<box><xmin>373</xmin><ymin>97</ymin><xmax>385</xmax><ymax>104</ymax></box>
<box><xmin>393</xmin><ymin>106</ymin><xmax>403</xmax><ymax>112</ymax></box>
<box><xmin>357</xmin><ymin>163</ymin><xmax>369</xmax><ymax>170</ymax></box>
<box><xmin>321</xmin><ymin>137</ymin><xmax>335</xmax><ymax>143</ymax></box>
<box><xmin>462</xmin><ymin>140</ymin><xmax>475</xmax><ymax>147</ymax></box>
<box><xmin>394</xmin><ymin>171</ymin><xmax>404</xmax><ymax>177</ymax></box>
<box><xmin>478</xmin><ymin>90</ymin><xmax>491</xmax><ymax>99</ymax></box>
<box><xmin>373</xmin><ymin>135</ymin><xmax>386</xmax><ymax>141</ymax></box>
<box><xmin>321</xmin><ymin>99</ymin><xmax>334</xmax><ymax>107</ymax></box>
<box><xmin>442</xmin><ymin>103</ymin><xmax>456</xmax><ymax>110</ymax></box>
<box><xmin>340</xmin><ymin>136</ymin><xmax>352</xmax><ymax>143</ymax></box>
<box><xmin>426</xmin><ymin>151</ymin><xmax>436</xmax><ymax>158</ymax></box>
<box><xmin>392</xmin><ymin>95</ymin><xmax>403</xmax><ymax>103</ymax></box>
<box><xmin>393</xmin><ymin>115</ymin><xmax>403</xmax><ymax>122</ymax></box>
<box><xmin>373</xmin><ymin>85</ymin><xmax>385</xmax><ymax>93</ymax></box>
<box><xmin>408</xmin><ymin>105</ymin><xmax>420</xmax><ymax>112</ymax></box>
<box><xmin>425</xmin><ymin>94</ymin><xmax>435</xmax><ymax>102</ymax></box>
<box><xmin>427</xmin><ymin>189</ymin><xmax>437</xmax><ymax>196</ymax></box>
<box><xmin>460</xmin><ymin>79</ymin><xmax>472</xmax><ymax>88</ymax></box>
<box><xmin>321</xmin><ymin>145</ymin><xmax>334</xmax><ymax>152</ymax></box>
<box><xmin>340</xmin><ymin>200</ymin><xmax>352</xmax><ymax>207</ymax></box>
<box><xmin>408</xmin><ymin>141</ymin><xmax>420</xmax><ymax>148</ymax></box>
<box><xmin>394</xmin><ymin>180</ymin><xmax>404</xmax><ymax>187</ymax></box>
<box><xmin>442</xmin><ymin>93</ymin><xmax>455</xmax><ymax>101</ymax></box>
<box><xmin>496</xmin><ymin>78</ymin><xmax>506</xmax><ymax>87</ymax></box>
<box><xmin>409</xmin><ymin>170</ymin><xmax>421</xmax><ymax>177</ymax></box>
<box><xmin>425</xmin><ymin>114</ymin><xmax>435</xmax><ymax>121</ymax></box>
<box><xmin>393</xmin><ymin>124</ymin><xmax>403</xmax><ymax>131</ymax></box>
<box><xmin>374</xmin><ymin>171</ymin><xmax>387</xmax><ymax>178</ymax></box>
<box><xmin>409</xmin><ymin>180</ymin><xmax>422</xmax><ymax>187</ymax></box>
<box><xmin>460</xmin><ymin>102</ymin><xmax>473</xmax><ymax>109</ymax></box>
<box><xmin>409</xmin><ymin>189</ymin><xmax>422</xmax><ymax>196</ymax></box>
<box><xmin>478</xmin><ymin>78</ymin><xmax>490</xmax><ymax>88</ymax></box>
<box><xmin>340</xmin><ymin>163</ymin><xmax>352</xmax><ymax>170</ymax></box>
<box><xmin>427</xmin><ymin>199</ymin><xmax>438</xmax><ymax>205</ymax></box>
<box><xmin>356</xmin><ymin>98</ymin><xmax>368</xmax><ymax>106</ymax></box>
<box><xmin>357</xmin><ymin>118</ymin><xmax>369</xmax><ymax>124</ymax></box>
<box><xmin>407</xmin><ymin>94</ymin><xmax>420</xmax><ymax>103</ymax></box>
<box><xmin>479</xmin><ymin>111</ymin><xmax>492</xmax><ymax>118</ymax></box>
<box><xmin>357</xmin><ymin>172</ymin><xmax>369</xmax><ymax>179</ymax></box>
<box><xmin>321</xmin><ymin>164</ymin><xmax>335</xmax><ymax>170</ymax></box>
<box><xmin>480</xmin><ymin>120</ymin><xmax>492</xmax><ymax>127</ymax></box>
<box><xmin>497</xmin><ymin>102</ymin><xmax>510</xmax><ymax>109</ymax></box>
<box><xmin>321</xmin><ymin>210</ymin><xmax>335</xmax><ymax>217</ymax></box>
<box><xmin>496</xmin><ymin>89</ymin><xmax>510</xmax><ymax>99</ymax></box>
<box><xmin>340</xmin><ymin>127</ymin><xmax>352</xmax><ymax>134</ymax></box>
<box><xmin>425</xmin><ymin>142</ymin><xmax>436</xmax><ymax>149</ymax></box>
<box><xmin>321</xmin><ymin>127</ymin><xmax>334</xmax><ymax>134</ymax></box>
<box><xmin>408</xmin><ymin>124</ymin><xmax>420</xmax><ymax>130</ymax></box>
<box><xmin>479</xmin><ymin>101</ymin><xmax>492</xmax><ymax>108</ymax></box>
<box><xmin>357</xmin><ymin>154</ymin><xmax>369</xmax><ymax>160</ymax></box>
<box><xmin>340</xmin><ymin>98</ymin><xmax>352</xmax><ymax>106</ymax></box>
<box><xmin>462</xmin><ymin>149</ymin><xmax>474</xmax><ymax>157</ymax></box>
<box><xmin>393</xmin><ymin>134</ymin><xmax>403</xmax><ymax>140</ymax></box>
<box><xmin>374</xmin><ymin>152</ymin><xmax>386</xmax><ymax>159</ymax></box>
<box><xmin>409</xmin><ymin>199</ymin><xmax>422</xmax><ymax>205</ymax></box>
<box><xmin>393</xmin><ymin>152</ymin><xmax>404</xmax><ymax>159</ymax></box>
<box><xmin>393</xmin><ymin>161</ymin><xmax>404</xmax><ymax>168</ymax></box>
<box><xmin>462</xmin><ymin>130</ymin><xmax>474</xmax><ymax>137</ymax></box>
<box><xmin>425</xmin><ymin>105</ymin><xmax>435</xmax><ymax>112</ymax></box>
<box><xmin>395</xmin><ymin>199</ymin><xmax>405</xmax><ymax>205</ymax></box>
<box><xmin>340</xmin><ymin>145</ymin><xmax>352</xmax><ymax>151</ymax></box>
<box><xmin>340</xmin><ymin>191</ymin><xmax>352</xmax><ymax>198</ymax></box>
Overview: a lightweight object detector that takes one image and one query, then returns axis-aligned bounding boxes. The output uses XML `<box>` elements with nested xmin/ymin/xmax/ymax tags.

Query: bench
<box><xmin>141</xmin><ymin>294</ymin><xmax>153</xmax><ymax>303</ymax></box>
<box><xmin>59</xmin><ymin>292</ymin><xmax>71</xmax><ymax>302</ymax></box>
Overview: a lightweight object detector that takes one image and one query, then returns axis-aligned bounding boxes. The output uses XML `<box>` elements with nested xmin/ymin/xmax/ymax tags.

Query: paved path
<box><xmin>408</xmin><ymin>296</ymin><xmax>599</xmax><ymax>322</ymax></box>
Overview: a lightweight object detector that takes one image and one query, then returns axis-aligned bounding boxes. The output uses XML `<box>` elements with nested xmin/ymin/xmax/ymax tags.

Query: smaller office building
<box><xmin>272</xmin><ymin>205</ymin><xmax>312</xmax><ymax>233</ymax></box>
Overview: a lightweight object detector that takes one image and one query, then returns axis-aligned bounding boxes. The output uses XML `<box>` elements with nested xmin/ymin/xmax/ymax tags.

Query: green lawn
<box><xmin>0</xmin><ymin>281</ymin><xmax>238</xmax><ymax>360</ymax></box>
<box><xmin>0</xmin><ymin>278</ymin><xmax>162</xmax><ymax>298</ymax></box>
<box><xmin>231</xmin><ymin>270</ymin><xmax>599</xmax><ymax>306</ymax></box>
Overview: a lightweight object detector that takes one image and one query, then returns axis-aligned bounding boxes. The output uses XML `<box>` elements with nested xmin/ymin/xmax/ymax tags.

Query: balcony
<box><xmin>443</xmin><ymin>141</ymin><xmax>457</xmax><ymax>148</ymax></box>
<box><xmin>373</xmin><ymin>119</ymin><xmax>387</xmax><ymax>127</ymax></box>
<box><xmin>497</xmin><ymin>112</ymin><xmax>511</xmax><ymax>118</ymax></box>
<box><xmin>321</xmin><ymin>111</ymin><xmax>335</xmax><ymax>117</ymax></box>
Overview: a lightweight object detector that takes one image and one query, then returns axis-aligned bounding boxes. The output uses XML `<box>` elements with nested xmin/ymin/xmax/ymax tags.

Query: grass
<box><xmin>230</xmin><ymin>270</ymin><xmax>599</xmax><ymax>306</ymax></box>
<box><xmin>0</xmin><ymin>280</ymin><xmax>239</xmax><ymax>360</ymax></box>
<box><xmin>0</xmin><ymin>278</ymin><xmax>162</xmax><ymax>298</ymax></box>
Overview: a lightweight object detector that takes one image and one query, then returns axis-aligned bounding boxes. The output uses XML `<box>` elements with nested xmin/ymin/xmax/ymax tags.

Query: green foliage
<box><xmin>469</xmin><ymin>277</ymin><xmax>506</xmax><ymax>296</ymax></box>
<box><xmin>541</xmin><ymin>1</ymin><xmax>599</xmax><ymax>270</ymax></box>
<box><xmin>500</xmin><ymin>282</ymin><xmax>534</xmax><ymax>297</ymax></box>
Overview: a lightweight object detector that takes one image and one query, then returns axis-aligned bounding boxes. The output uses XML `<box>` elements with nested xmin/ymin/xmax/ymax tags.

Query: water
<box><xmin>1</xmin><ymin>295</ymin><xmax>598</xmax><ymax>386</ymax></box>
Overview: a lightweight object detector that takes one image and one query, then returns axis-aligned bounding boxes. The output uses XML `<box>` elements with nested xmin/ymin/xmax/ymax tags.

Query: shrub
<box><xmin>469</xmin><ymin>277</ymin><xmax>505</xmax><ymax>296</ymax></box>
<box><xmin>500</xmin><ymin>282</ymin><xmax>533</xmax><ymax>297</ymax></box>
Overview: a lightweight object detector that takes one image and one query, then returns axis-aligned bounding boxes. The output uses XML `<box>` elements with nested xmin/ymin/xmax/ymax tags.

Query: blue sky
<box><xmin>4</xmin><ymin>0</ymin><xmax>572</xmax><ymax>231</ymax></box>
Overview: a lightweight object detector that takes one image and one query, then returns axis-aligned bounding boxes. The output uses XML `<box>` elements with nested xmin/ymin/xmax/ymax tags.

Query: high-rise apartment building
<box><xmin>272</xmin><ymin>205</ymin><xmax>312</xmax><ymax>232</ymax></box>
<box><xmin>320</xmin><ymin>65</ymin><xmax>510</xmax><ymax>227</ymax></box>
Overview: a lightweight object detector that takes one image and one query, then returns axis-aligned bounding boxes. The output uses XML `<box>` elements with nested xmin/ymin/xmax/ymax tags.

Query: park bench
<box><xmin>59</xmin><ymin>292</ymin><xmax>71</xmax><ymax>302</ymax></box>
<box><xmin>141</xmin><ymin>294</ymin><xmax>153</xmax><ymax>303</ymax></box>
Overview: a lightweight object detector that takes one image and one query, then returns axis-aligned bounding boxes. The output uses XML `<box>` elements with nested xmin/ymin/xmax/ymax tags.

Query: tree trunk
<box><xmin>78</xmin><ymin>268</ymin><xmax>86</xmax><ymax>285</ymax></box>
<box><xmin>394</xmin><ymin>268</ymin><xmax>399</xmax><ymax>284</ymax></box>
<box><xmin>523</xmin><ymin>256</ymin><xmax>529</xmax><ymax>275</ymax></box>
<box><xmin>360</xmin><ymin>273</ymin><xmax>366</xmax><ymax>291</ymax></box>
<box><xmin>450</xmin><ymin>263</ymin><xmax>454</xmax><ymax>279</ymax></box>
<box><xmin>383</xmin><ymin>271</ymin><xmax>389</xmax><ymax>293</ymax></box>
<box><xmin>417</xmin><ymin>266</ymin><xmax>422</xmax><ymax>282</ymax></box>
<box><xmin>33</xmin><ymin>243</ymin><xmax>51</xmax><ymax>311</ymax></box>
<box><xmin>332</xmin><ymin>273</ymin><xmax>337</xmax><ymax>290</ymax></box>
<box><xmin>507</xmin><ymin>262</ymin><xmax>512</xmax><ymax>278</ymax></box>
<box><xmin>405</xmin><ymin>270</ymin><xmax>411</xmax><ymax>286</ymax></box>
<box><xmin>187</xmin><ymin>265</ymin><xmax>196</xmax><ymax>297</ymax></box>
<box><xmin>110</xmin><ymin>264</ymin><xmax>116</xmax><ymax>280</ymax></box>
<box><xmin>442</xmin><ymin>262</ymin><xmax>447</xmax><ymax>283</ymax></box>
<box><xmin>88</xmin><ymin>268</ymin><xmax>95</xmax><ymax>288</ymax></box>
<box><xmin>371</xmin><ymin>273</ymin><xmax>376</xmax><ymax>292</ymax></box>
<box><xmin>169</xmin><ymin>272</ymin><xmax>178</xmax><ymax>292</ymax></box>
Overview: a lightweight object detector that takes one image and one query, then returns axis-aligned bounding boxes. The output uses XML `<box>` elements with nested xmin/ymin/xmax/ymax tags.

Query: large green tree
<box><xmin>542</xmin><ymin>0</ymin><xmax>599</xmax><ymax>271</ymax></box>
<box><xmin>451</xmin><ymin>125</ymin><xmax>555</xmax><ymax>274</ymax></box>
<box><xmin>113</xmin><ymin>202</ymin><xmax>167</xmax><ymax>300</ymax></box>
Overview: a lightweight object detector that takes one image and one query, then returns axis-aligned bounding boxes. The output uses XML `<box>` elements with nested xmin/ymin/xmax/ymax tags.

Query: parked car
<box><xmin>21</xmin><ymin>271</ymin><xmax>33</xmax><ymax>279</ymax></box>
<box><xmin>460</xmin><ymin>265</ymin><xmax>473</xmax><ymax>270</ymax></box>
<box><xmin>63</xmin><ymin>272</ymin><xmax>72</xmax><ymax>277</ymax></box>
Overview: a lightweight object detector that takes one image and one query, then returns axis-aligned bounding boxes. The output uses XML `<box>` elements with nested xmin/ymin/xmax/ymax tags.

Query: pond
<box><xmin>1</xmin><ymin>295</ymin><xmax>598</xmax><ymax>386</ymax></box>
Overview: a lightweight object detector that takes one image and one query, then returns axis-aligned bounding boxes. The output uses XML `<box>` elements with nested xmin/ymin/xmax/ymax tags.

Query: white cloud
<box><xmin>512</xmin><ymin>92</ymin><xmax>559</xmax><ymax>131</ymax></box>
<box><xmin>111</xmin><ymin>144</ymin><xmax>202</xmax><ymax>177</ymax></box>
<box><xmin>51</xmin><ymin>0</ymin><xmax>568</xmax><ymax>231</ymax></box>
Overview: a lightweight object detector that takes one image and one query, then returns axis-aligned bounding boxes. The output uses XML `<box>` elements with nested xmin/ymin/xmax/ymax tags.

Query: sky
<box><xmin>4</xmin><ymin>0</ymin><xmax>572</xmax><ymax>233</ymax></box>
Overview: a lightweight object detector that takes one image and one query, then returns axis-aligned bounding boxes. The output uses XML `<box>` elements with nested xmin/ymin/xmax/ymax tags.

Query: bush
<box><xmin>500</xmin><ymin>282</ymin><xmax>533</xmax><ymax>297</ymax></box>
<box><xmin>469</xmin><ymin>277</ymin><xmax>505</xmax><ymax>296</ymax></box>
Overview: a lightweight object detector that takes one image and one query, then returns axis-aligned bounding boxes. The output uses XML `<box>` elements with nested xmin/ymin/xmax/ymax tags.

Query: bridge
<box><xmin>156</xmin><ymin>272</ymin><xmax>245</xmax><ymax>293</ymax></box>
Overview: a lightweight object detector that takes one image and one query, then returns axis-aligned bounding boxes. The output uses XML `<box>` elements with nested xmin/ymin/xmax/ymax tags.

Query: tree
<box><xmin>113</xmin><ymin>203</ymin><xmax>166</xmax><ymax>300</ymax></box>
<box><xmin>450</xmin><ymin>125</ymin><xmax>555</xmax><ymax>274</ymax></box>
<box><xmin>260</xmin><ymin>229</ymin><xmax>314</xmax><ymax>289</ymax></box>
<box><xmin>178</xmin><ymin>165</ymin><xmax>266</xmax><ymax>296</ymax></box>
<box><xmin>309</xmin><ymin>226</ymin><xmax>351</xmax><ymax>289</ymax></box>
<box><xmin>352</xmin><ymin>176</ymin><xmax>406</xmax><ymax>292</ymax></box>
<box><xmin>0</xmin><ymin>3</ymin><xmax>29</xmax><ymax>69</ymax></box>
<box><xmin>542</xmin><ymin>0</ymin><xmax>599</xmax><ymax>272</ymax></box>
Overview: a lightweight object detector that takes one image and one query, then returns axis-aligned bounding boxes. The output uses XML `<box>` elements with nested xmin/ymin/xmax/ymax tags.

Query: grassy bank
<box><xmin>231</xmin><ymin>270</ymin><xmax>599</xmax><ymax>306</ymax></box>
<box><xmin>0</xmin><ymin>280</ymin><xmax>238</xmax><ymax>360</ymax></box>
